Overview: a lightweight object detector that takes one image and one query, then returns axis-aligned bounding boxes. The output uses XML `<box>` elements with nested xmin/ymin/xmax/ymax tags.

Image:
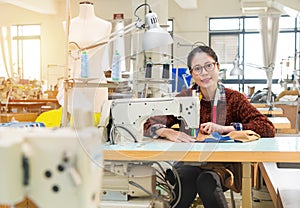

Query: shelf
<box><xmin>136</xmin><ymin>79</ymin><xmax>173</xmax><ymax>84</ymax></box>
<box><xmin>64</xmin><ymin>78</ymin><xmax>128</xmax><ymax>89</ymax></box>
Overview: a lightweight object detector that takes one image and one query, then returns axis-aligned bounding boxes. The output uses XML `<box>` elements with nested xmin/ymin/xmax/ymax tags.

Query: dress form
<box><xmin>68</xmin><ymin>1</ymin><xmax>112</xmax><ymax>78</ymax></box>
<box><xmin>60</xmin><ymin>1</ymin><xmax>112</xmax><ymax>114</ymax></box>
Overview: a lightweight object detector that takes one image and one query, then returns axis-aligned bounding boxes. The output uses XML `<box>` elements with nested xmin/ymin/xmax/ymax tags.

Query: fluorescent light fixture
<box><xmin>241</xmin><ymin>1</ymin><xmax>269</xmax><ymax>13</ymax></box>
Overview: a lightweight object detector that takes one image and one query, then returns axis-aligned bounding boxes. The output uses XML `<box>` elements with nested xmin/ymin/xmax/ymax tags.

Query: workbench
<box><xmin>103</xmin><ymin>137</ymin><xmax>300</xmax><ymax>207</ymax></box>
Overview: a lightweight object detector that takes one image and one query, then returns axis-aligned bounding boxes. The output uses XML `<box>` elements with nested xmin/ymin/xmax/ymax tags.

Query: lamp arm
<box><xmin>76</xmin><ymin>3</ymin><xmax>149</xmax><ymax>52</ymax></box>
<box><xmin>69</xmin><ymin>20</ymin><xmax>142</xmax><ymax>52</ymax></box>
<box><xmin>107</xmin><ymin>19</ymin><xmax>143</xmax><ymax>44</ymax></box>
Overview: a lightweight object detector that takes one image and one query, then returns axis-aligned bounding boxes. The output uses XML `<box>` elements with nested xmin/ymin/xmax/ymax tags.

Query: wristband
<box><xmin>231</xmin><ymin>122</ymin><xmax>243</xmax><ymax>131</ymax></box>
<box><xmin>150</xmin><ymin>124</ymin><xmax>167</xmax><ymax>139</ymax></box>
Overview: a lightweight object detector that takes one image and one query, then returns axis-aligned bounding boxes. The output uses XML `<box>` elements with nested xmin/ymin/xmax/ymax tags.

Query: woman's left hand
<box><xmin>200</xmin><ymin>122</ymin><xmax>234</xmax><ymax>134</ymax></box>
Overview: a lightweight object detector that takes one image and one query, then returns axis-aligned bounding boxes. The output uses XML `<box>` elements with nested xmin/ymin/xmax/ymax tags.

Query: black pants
<box><xmin>171</xmin><ymin>164</ymin><xmax>229</xmax><ymax>208</ymax></box>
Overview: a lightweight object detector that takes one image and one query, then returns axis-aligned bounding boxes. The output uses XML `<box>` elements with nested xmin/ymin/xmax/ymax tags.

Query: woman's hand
<box><xmin>155</xmin><ymin>128</ymin><xmax>196</xmax><ymax>143</ymax></box>
<box><xmin>200</xmin><ymin>122</ymin><xmax>235</xmax><ymax>134</ymax></box>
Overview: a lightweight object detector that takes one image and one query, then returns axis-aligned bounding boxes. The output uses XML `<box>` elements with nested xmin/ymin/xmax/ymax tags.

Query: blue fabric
<box><xmin>0</xmin><ymin>122</ymin><xmax>45</xmax><ymax>128</ymax></box>
<box><xmin>200</xmin><ymin>132</ymin><xmax>233</xmax><ymax>143</ymax></box>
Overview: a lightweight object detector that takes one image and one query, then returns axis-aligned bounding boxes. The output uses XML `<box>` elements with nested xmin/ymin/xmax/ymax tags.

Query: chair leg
<box><xmin>230</xmin><ymin>189</ymin><xmax>236</xmax><ymax>208</ymax></box>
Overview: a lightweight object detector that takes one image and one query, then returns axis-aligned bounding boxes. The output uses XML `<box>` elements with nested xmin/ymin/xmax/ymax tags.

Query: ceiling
<box><xmin>174</xmin><ymin>0</ymin><xmax>197</xmax><ymax>9</ymax></box>
<box><xmin>0</xmin><ymin>0</ymin><xmax>58</xmax><ymax>14</ymax></box>
<box><xmin>240</xmin><ymin>0</ymin><xmax>300</xmax><ymax>16</ymax></box>
<box><xmin>1</xmin><ymin>0</ymin><xmax>300</xmax><ymax>17</ymax></box>
<box><xmin>174</xmin><ymin>0</ymin><xmax>300</xmax><ymax>17</ymax></box>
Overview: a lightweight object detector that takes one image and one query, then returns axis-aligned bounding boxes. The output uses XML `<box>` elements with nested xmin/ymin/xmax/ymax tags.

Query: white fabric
<box><xmin>0</xmin><ymin>26</ymin><xmax>13</xmax><ymax>78</ymax></box>
<box><xmin>259</xmin><ymin>13</ymin><xmax>280</xmax><ymax>104</ymax></box>
<box><xmin>259</xmin><ymin>13</ymin><xmax>280</xmax><ymax>68</ymax></box>
<box><xmin>112</xmin><ymin>19</ymin><xmax>126</xmax><ymax>72</ymax></box>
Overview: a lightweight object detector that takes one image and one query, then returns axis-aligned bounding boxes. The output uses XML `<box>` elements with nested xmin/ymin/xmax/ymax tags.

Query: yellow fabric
<box><xmin>69</xmin><ymin>112</ymin><xmax>101</xmax><ymax>127</ymax></box>
<box><xmin>35</xmin><ymin>107</ymin><xmax>101</xmax><ymax>128</ymax></box>
<box><xmin>227</xmin><ymin>130</ymin><xmax>260</xmax><ymax>142</ymax></box>
<box><xmin>35</xmin><ymin>107</ymin><xmax>62</xmax><ymax>127</ymax></box>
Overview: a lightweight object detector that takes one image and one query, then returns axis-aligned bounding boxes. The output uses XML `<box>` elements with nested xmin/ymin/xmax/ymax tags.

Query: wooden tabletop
<box><xmin>102</xmin><ymin>137</ymin><xmax>300</xmax><ymax>162</ymax></box>
<box><xmin>1</xmin><ymin>101</ymin><xmax>46</xmax><ymax>106</ymax></box>
<box><xmin>0</xmin><ymin>113</ymin><xmax>38</xmax><ymax>122</ymax></box>
<box><xmin>8</xmin><ymin>99</ymin><xmax>59</xmax><ymax>103</ymax></box>
<box><xmin>268</xmin><ymin>117</ymin><xmax>291</xmax><ymax>129</ymax></box>
<box><xmin>1</xmin><ymin>102</ymin><xmax>46</xmax><ymax>113</ymax></box>
<box><xmin>1</xmin><ymin>99</ymin><xmax>60</xmax><ymax>114</ymax></box>
<box><xmin>257</xmin><ymin>107</ymin><xmax>283</xmax><ymax>115</ymax></box>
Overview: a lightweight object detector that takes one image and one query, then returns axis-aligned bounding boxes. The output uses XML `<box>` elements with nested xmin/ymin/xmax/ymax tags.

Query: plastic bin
<box><xmin>172</xmin><ymin>68</ymin><xmax>192</xmax><ymax>92</ymax></box>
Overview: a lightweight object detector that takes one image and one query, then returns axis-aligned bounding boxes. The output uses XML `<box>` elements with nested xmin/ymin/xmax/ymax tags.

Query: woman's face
<box><xmin>190</xmin><ymin>52</ymin><xmax>220</xmax><ymax>91</ymax></box>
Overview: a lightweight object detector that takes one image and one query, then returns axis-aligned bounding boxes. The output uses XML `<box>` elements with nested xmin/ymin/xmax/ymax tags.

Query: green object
<box><xmin>81</xmin><ymin>51</ymin><xmax>89</xmax><ymax>78</ymax></box>
<box><xmin>112</xmin><ymin>50</ymin><xmax>121</xmax><ymax>81</ymax></box>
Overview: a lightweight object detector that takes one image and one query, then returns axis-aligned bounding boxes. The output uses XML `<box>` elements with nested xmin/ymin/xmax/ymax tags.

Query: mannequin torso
<box><xmin>67</xmin><ymin>1</ymin><xmax>112</xmax><ymax>79</ymax></box>
<box><xmin>61</xmin><ymin>1</ymin><xmax>112</xmax><ymax>113</ymax></box>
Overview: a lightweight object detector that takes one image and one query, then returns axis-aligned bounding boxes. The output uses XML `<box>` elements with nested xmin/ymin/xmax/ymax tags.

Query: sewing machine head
<box><xmin>109</xmin><ymin>96</ymin><xmax>200</xmax><ymax>144</ymax></box>
<box><xmin>0</xmin><ymin>127</ymin><xmax>103</xmax><ymax>208</ymax></box>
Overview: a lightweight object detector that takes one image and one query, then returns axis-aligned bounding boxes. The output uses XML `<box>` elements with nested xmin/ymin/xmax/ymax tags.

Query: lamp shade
<box><xmin>230</xmin><ymin>57</ymin><xmax>243</xmax><ymax>76</ymax></box>
<box><xmin>142</xmin><ymin>12</ymin><xmax>173</xmax><ymax>50</ymax></box>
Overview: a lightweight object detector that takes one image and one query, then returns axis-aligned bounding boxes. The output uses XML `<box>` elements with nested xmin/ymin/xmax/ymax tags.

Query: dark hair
<box><xmin>187</xmin><ymin>45</ymin><xmax>219</xmax><ymax>70</ymax></box>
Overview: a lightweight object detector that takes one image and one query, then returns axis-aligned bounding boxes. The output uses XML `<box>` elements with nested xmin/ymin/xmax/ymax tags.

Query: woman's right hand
<box><xmin>155</xmin><ymin>128</ymin><xmax>196</xmax><ymax>143</ymax></box>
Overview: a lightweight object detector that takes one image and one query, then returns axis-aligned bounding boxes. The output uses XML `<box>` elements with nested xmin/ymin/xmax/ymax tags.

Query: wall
<box><xmin>0</xmin><ymin>0</ymin><xmax>257</xmax><ymax>82</ymax></box>
<box><xmin>0</xmin><ymin>2</ymin><xmax>66</xmax><ymax>83</ymax></box>
<box><xmin>169</xmin><ymin>0</ymin><xmax>243</xmax><ymax>67</ymax></box>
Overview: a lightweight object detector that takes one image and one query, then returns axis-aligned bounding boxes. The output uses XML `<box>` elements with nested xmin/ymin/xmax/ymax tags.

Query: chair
<box><xmin>35</xmin><ymin>107</ymin><xmax>62</xmax><ymax>127</ymax></box>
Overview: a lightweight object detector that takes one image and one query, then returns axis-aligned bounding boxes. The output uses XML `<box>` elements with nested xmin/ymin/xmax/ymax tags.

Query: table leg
<box><xmin>242</xmin><ymin>162</ymin><xmax>252</xmax><ymax>208</ymax></box>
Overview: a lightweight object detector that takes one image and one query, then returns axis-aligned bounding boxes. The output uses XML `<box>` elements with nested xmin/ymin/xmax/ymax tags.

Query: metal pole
<box><xmin>62</xmin><ymin>0</ymin><xmax>71</xmax><ymax>127</ymax></box>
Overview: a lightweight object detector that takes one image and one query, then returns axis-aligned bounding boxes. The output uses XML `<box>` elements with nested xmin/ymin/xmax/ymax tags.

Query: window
<box><xmin>209</xmin><ymin>16</ymin><xmax>300</xmax><ymax>95</ymax></box>
<box><xmin>0</xmin><ymin>27</ymin><xmax>9</xmax><ymax>78</ymax></box>
<box><xmin>209</xmin><ymin>18</ymin><xmax>242</xmax><ymax>31</ymax></box>
<box><xmin>11</xmin><ymin>24</ymin><xmax>41</xmax><ymax>80</ymax></box>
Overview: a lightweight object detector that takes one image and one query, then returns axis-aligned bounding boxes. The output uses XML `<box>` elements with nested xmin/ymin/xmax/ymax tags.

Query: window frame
<box><xmin>11</xmin><ymin>24</ymin><xmax>41</xmax><ymax>80</ymax></box>
<box><xmin>209</xmin><ymin>15</ymin><xmax>300</xmax><ymax>94</ymax></box>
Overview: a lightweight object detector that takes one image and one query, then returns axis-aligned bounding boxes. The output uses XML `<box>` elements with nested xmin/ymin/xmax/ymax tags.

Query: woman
<box><xmin>144</xmin><ymin>45</ymin><xmax>275</xmax><ymax>208</ymax></box>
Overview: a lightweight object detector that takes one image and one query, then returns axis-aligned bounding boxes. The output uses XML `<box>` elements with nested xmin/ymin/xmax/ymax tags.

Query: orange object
<box><xmin>0</xmin><ymin>113</ymin><xmax>38</xmax><ymax>123</ymax></box>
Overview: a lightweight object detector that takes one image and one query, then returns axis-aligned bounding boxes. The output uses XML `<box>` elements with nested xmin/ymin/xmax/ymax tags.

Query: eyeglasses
<box><xmin>191</xmin><ymin>62</ymin><xmax>218</xmax><ymax>74</ymax></box>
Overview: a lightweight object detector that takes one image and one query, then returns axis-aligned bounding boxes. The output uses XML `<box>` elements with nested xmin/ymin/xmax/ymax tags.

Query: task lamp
<box><xmin>230</xmin><ymin>55</ymin><xmax>243</xmax><ymax>76</ymax></box>
<box><xmin>70</xmin><ymin>3</ymin><xmax>173</xmax><ymax>52</ymax></box>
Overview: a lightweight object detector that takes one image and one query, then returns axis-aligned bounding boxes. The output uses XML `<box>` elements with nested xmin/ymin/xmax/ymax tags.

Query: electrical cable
<box><xmin>109</xmin><ymin>124</ymin><xmax>115</xmax><ymax>144</ymax></box>
<box><xmin>134</xmin><ymin>3</ymin><xmax>152</xmax><ymax>20</ymax></box>
<box><xmin>109</xmin><ymin>124</ymin><xmax>138</xmax><ymax>143</ymax></box>
<box><xmin>150</xmin><ymin>161</ymin><xmax>182</xmax><ymax>207</ymax></box>
<box><xmin>128</xmin><ymin>180</ymin><xmax>169</xmax><ymax>206</ymax></box>
<box><xmin>114</xmin><ymin>125</ymin><xmax>138</xmax><ymax>143</ymax></box>
<box><xmin>153</xmin><ymin>161</ymin><xmax>167</xmax><ymax>173</ymax></box>
<box><xmin>151</xmin><ymin>162</ymin><xmax>175</xmax><ymax>206</ymax></box>
<box><xmin>164</xmin><ymin>161</ymin><xmax>182</xmax><ymax>208</ymax></box>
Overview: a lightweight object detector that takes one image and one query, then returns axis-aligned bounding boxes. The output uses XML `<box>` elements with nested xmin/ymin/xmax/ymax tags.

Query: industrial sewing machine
<box><xmin>100</xmin><ymin>161</ymin><xmax>167</xmax><ymax>208</ymax></box>
<box><xmin>99</xmin><ymin>96</ymin><xmax>200</xmax><ymax>207</ymax></box>
<box><xmin>0</xmin><ymin>127</ymin><xmax>103</xmax><ymax>208</ymax></box>
<box><xmin>103</xmin><ymin>96</ymin><xmax>200</xmax><ymax>144</ymax></box>
<box><xmin>0</xmin><ymin>96</ymin><xmax>200</xmax><ymax>208</ymax></box>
